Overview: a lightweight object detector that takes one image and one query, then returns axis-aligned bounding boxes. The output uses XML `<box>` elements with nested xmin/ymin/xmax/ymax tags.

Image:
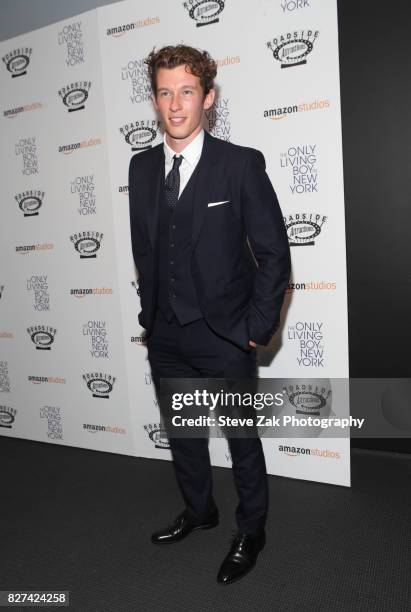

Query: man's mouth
<box><xmin>169</xmin><ymin>117</ymin><xmax>186</xmax><ymax>125</ymax></box>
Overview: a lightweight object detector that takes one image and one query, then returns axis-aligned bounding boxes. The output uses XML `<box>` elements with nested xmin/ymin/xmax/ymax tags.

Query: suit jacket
<box><xmin>128</xmin><ymin>130</ymin><xmax>291</xmax><ymax>351</ymax></box>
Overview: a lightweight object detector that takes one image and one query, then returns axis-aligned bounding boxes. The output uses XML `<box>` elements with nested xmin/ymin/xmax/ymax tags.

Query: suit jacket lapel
<box><xmin>146</xmin><ymin>145</ymin><xmax>165</xmax><ymax>250</ymax></box>
<box><xmin>192</xmin><ymin>131</ymin><xmax>218</xmax><ymax>248</ymax></box>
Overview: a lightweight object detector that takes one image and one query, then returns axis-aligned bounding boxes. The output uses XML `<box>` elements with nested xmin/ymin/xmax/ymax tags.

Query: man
<box><xmin>128</xmin><ymin>45</ymin><xmax>291</xmax><ymax>584</ymax></box>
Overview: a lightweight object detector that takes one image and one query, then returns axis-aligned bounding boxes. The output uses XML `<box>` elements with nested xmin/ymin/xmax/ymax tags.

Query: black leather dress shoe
<box><xmin>151</xmin><ymin>509</ymin><xmax>219</xmax><ymax>544</ymax></box>
<box><xmin>217</xmin><ymin>531</ymin><xmax>266</xmax><ymax>584</ymax></box>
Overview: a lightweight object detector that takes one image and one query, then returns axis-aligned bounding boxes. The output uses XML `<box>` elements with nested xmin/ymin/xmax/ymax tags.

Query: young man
<box><xmin>128</xmin><ymin>45</ymin><xmax>291</xmax><ymax>584</ymax></box>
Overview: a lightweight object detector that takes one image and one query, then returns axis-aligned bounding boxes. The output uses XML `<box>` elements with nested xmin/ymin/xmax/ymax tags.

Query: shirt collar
<box><xmin>163</xmin><ymin>129</ymin><xmax>204</xmax><ymax>167</ymax></box>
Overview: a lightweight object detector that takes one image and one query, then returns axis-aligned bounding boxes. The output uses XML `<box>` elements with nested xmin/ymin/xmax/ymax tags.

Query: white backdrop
<box><xmin>0</xmin><ymin>0</ymin><xmax>350</xmax><ymax>486</ymax></box>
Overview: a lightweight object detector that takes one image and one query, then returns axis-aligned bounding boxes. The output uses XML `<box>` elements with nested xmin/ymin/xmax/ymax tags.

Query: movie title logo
<box><xmin>83</xmin><ymin>372</ymin><xmax>116</xmax><ymax>398</ymax></box>
<box><xmin>2</xmin><ymin>47</ymin><xmax>32</xmax><ymax>77</ymax></box>
<box><xmin>15</xmin><ymin>243</ymin><xmax>53</xmax><ymax>254</ymax></box>
<box><xmin>144</xmin><ymin>423</ymin><xmax>170</xmax><ymax>449</ymax></box>
<box><xmin>122</xmin><ymin>58</ymin><xmax>151</xmax><ymax>104</ymax></box>
<box><xmin>283</xmin><ymin>383</ymin><xmax>331</xmax><ymax>416</ymax></box>
<box><xmin>70</xmin><ymin>175</ymin><xmax>96</xmax><ymax>215</ymax></box>
<box><xmin>15</xmin><ymin>190</ymin><xmax>45</xmax><ymax>217</ymax></box>
<box><xmin>27</xmin><ymin>275</ymin><xmax>50</xmax><ymax>311</ymax></box>
<box><xmin>264</xmin><ymin>99</ymin><xmax>330</xmax><ymax>121</ymax></box>
<box><xmin>183</xmin><ymin>0</ymin><xmax>225</xmax><ymax>27</ymax></box>
<box><xmin>28</xmin><ymin>375</ymin><xmax>66</xmax><ymax>385</ymax></box>
<box><xmin>58</xmin><ymin>138</ymin><xmax>101</xmax><ymax>155</ymax></box>
<box><xmin>15</xmin><ymin>137</ymin><xmax>38</xmax><ymax>175</ymax></box>
<box><xmin>0</xmin><ymin>361</ymin><xmax>11</xmax><ymax>392</ymax></box>
<box><xmin>27</xmin><ymin>325</ymin><xmax>57</xmax><ymax>350</ymax></box>
<box><xmin>284</xmin><ymin>213</ymin><xmax>327</xmax><ymax>246</ymax></box>
<box><xmin>280</xmin><ymin>145</ymin><xmax>318</xmax><ymax>194</ymax></box>
<box><xmin>70</xmin><ymin>287</ymin><xmax>113</xmax><ymax>297</ymax></box>
<box><xmin>3</xmin><ymin>102</ymin><xmax>43</xmax><ymax>118</ymax></box>
<box><xmin>40</xmin><ymin>405</ymin><xmax>63</xmax><ymax>439</ymax></box>
<box><xmin>58</xmin><ymin>81</ymin><xmax>91</xmax><ymax>112</ymax></box>
<box><xmin>83</xmin><ymin>320</ymin><xmax>109</xmax><ymax>359</ymax></box>
<box><xmin>58</xmin><ymin>21</ymin><xmax>84</xmax><ymax>66</ymax></box>
<box><xmin>205</xmin><ymin>98</ymin><xmax>231</xmax><ymax>141</ymax></box>
<box><xmin>267</xmin><ymin>30</ymin><xmax>319</xmax><ymax>68</ymax></box>
<box><xmin>281</xmin><ymin>0</ymin><xmax>310</xmax><ymax>12</ymax></box>
<box><xmin>0</xmin><ymin>405</ymin><xmax>16</xmax><ymax>428</ymax></box>
<box><xmin>106</xmin><ymin>17</ymin><xmax>160</xmax><ymax>37</ymax></box>
<box><xmin>120</xmin><ymin>120</ymin><xmax>160</xmax><ymax>151</ymax></box>
<box><xmin>70</xmin><ymin>231</ymin><xmax>103</xmax><ymax>258</ymax></box>
<box><xmin>288</xmin><ymin>322</ymin><xmax>325</xmax><ymax>367</ymax></box>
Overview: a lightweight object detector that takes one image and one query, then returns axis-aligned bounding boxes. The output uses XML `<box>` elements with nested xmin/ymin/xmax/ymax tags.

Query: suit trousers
<box><xmin>146</xmin><ymin>307</ymin><xmax>269</xmax><ymax>535</ymax></box>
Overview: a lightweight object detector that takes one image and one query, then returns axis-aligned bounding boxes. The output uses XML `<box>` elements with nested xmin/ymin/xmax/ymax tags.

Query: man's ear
<box><xmin>203</xmin><ymin>88</ymin><xmax>215</xmax><ymax>110</ymax></box>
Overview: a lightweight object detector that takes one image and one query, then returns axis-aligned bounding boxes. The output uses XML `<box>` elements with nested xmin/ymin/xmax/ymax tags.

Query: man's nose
<box><xmin>170</xmin><ymin>93</ymin><xmax>182</xmax><ymax>111</ymax></box>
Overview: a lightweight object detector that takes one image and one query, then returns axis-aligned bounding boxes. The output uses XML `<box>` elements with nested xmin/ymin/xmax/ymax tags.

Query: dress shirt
<box><xmin>163</xmin><ymin>129</ymin><xmax>204</xmax><ymax>198</ymax></box>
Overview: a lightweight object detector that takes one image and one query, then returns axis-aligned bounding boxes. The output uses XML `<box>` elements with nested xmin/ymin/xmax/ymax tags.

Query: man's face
<box><xmin>153</xmin><ymin>64</ymin><xmax>215</xmax><ymax>150</ymax></box>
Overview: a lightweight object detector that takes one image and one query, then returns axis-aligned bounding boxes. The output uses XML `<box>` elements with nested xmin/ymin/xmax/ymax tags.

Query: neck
<box><xmin>165</xmin><ymin>126</ymin><xmax>202</xmax><ymax>154</ymax></box>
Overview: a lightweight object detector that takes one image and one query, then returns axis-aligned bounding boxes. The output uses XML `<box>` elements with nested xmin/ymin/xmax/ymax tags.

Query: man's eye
<box><xmin>160</xmin><ymin>91</ymin><xmax>170</xmax><ymax>97</ymax></box>
<box><xmin>183</xmin><ymin>90</ymin><xmax>193</xmax><ymax>95</ymax></box>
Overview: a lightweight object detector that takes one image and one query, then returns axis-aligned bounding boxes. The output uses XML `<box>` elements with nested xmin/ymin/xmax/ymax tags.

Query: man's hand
<box><xmin>249</xmin><ymin>340</ymin><xmax>257</xmax><ymax>348</ymax></box>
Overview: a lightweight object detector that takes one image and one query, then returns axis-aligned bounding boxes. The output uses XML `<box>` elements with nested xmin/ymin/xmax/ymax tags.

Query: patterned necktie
<box><xmin>165</xmin><ymin>154</ymin><xmax>183</xmax><ymax>210</ymax></box>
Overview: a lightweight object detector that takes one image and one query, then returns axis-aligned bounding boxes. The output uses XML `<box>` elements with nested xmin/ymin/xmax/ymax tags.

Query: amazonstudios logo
<box><xmin>183</xmin><ymin>0</ymin><xmax>225</xmax><ymax>27</ymax></box>
<box><xmin>267</xmin><ymin>29</ymin><xmax>319</xmax><ymax>68</ymax></box>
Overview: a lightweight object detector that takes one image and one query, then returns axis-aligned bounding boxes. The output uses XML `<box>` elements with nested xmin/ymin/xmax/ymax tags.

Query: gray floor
<box><xmin>2</xmin><ymin>436</ymin><xmax>411</xmax><ymax>611</ymax></box>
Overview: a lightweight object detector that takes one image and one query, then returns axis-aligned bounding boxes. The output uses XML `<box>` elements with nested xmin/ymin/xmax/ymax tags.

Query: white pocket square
<box><xmin>207</xmin><ymin>200</ymin><xmax>229</xmax><ymax>207</ymax></box>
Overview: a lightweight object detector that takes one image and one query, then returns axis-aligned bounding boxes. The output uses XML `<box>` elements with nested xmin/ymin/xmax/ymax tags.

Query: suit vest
<box><xmin>156</xmin><ymin>164</ymin><xmax>203</xmax><ymax>325</ymax></box>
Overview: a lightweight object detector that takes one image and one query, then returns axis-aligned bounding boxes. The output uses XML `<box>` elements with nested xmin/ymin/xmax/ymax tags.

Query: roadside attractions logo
<box><xmin>288</xmin><ymin>322</ymin><xmax>325</xmax><ymax>368</ymax></box>
<box><xmin>266</xmin><ymin>29</ymin><xmax>319</xmax><ymax>68</ymax></box>
<box><xmin>58</xmin><ymin>81</ymin><xmax>91</xmax><ymax>112</ymax></box>
<box><xmin>264</xmin><ymin>99</ymin><xmax>330</xmax><ymax>120</ymax></box>
<box><xmin>280</xmin><ymin>145</ymin><xmax>318</xmax><ymax>194</ymax></box>
<box><xmin>122</xmin><ymin>58</ymin><xmax>151</xmax><ymax>105</ymax></box>
<box><xmin>119</xmin><ymin>120</ymin><xmax>160</xmax><ymax>151</ymax></box>
<box><xmin>106</xmin><ymin>16</ymin><xmax>160</xmax><ymax>37</ymax></box>
<box><xmin>144</xmin><ymin>423</ymin><xmax>170</xmax><ymax>449</ymax></box>
<box><xmin>58</xmin><ymin>21</ymin><xmax>84</xmax><ymax>66</ymax></box>
<box><xmin>282</xmin><ymin>383</ymin><xmax>331</xmax><ymax>417</ymax></box>
<box><xmin>70</xmin><ymin>231</ymin><xmax>103</xmax><ymax>258</ymax></box>
<box><xmin>15</xmin><ymin>137</ymin><xmax>38</xmax><ymax>175</ymax></box>
<box><xmin>83</xmin><ymin>372</ymin><xmax>116</xmax><ymax>398</ymax></box>
<box><xmin>183</xmin><ymin>0</ymin><xmax>225</xmax><ymax>27</ymax></box>
<box><xmin>27</xmin><ymin>325</ymin><xmax>57</xmax><ymax>350</ymax></box>
<box><xmin>2</xmin><ymin>47</ymin><xmax>32</xmax><ymax>77</ymax></box>
<box><xmin>284</xmin><ymin>213</ymin><xmax>327</xmax><ymax>246</ymax></box>
<box><xmin>15</xmin><ymin>190</ymin><xmax>44</xmax><ymax>217</ymax></box>
<box><xmin>205</xmin><ymin>98</ymin><xmax>231</xmax><ymax>141</ymax></box>
<box><xmin>0</xmin><ymin>405</ymin><xmax>17</xmax><ymax>428</ymax></box>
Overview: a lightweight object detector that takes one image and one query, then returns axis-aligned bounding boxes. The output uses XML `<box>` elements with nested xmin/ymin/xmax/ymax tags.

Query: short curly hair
<box><xmin>145</xmin><ymin>44</ymin><xmax>217</xmax><ymax>97</ymax></box>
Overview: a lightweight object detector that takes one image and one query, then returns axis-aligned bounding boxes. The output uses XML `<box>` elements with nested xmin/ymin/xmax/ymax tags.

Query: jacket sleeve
<box><xmin>128</xmin><ymin>153</ymin><xmax>146</xmax><ymax>264</ymax></box>
<box><xmin>242</xmin><ymin>149</ymin><xmax>291</xmax><ymax>345</ymax></box>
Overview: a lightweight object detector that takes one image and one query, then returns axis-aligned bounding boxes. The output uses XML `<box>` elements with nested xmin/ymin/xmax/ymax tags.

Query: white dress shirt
<box><xmin>163</xmin><ymin>129</ymin><xmax>204</xmax><ymax>198</ymax></box>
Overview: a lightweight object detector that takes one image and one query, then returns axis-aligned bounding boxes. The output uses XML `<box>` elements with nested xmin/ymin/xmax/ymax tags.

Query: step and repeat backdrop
<box><xmin>0</xmin><ymin>0</ymin><xmax>350</xmax><ymax>486</ymax></box>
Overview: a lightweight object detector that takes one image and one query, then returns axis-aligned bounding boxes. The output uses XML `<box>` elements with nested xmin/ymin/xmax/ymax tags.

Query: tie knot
<box><xmin>173</xmin><ymin>154</ymin><xmax>183</xmax><ymax>170</ymax></box>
